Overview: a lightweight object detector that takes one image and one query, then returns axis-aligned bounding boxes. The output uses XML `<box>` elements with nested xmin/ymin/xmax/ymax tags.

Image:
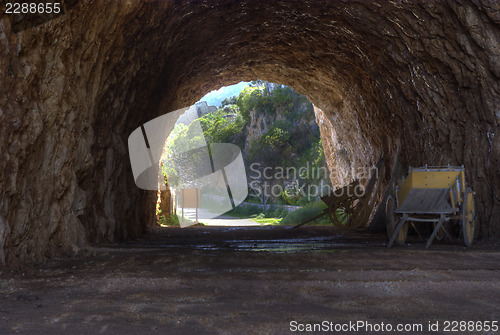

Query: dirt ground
<box><xmin>0</xmin><ymin>226</ymin><xmax>499</xmax><ymax>334</ymax></box>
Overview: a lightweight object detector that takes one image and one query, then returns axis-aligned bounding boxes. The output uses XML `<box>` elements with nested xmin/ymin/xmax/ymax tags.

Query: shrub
<box><xmin>270</xmin><ymin>86</ymin><xmax>295</xmax><ymax>107</ymax></box>
<box><xmin>236</xmin><ymin>86</ymin><xmax>262</xmax><ymax>120</ymax></box>
<box><xmin>221</xmin><ymin>96</ymin><xmax>237</xmax><ymax>106</ymax></box>
<box><xmin>226</xmin><ymin>205</ymin><xmax>262</xmax><ymax>217</ymax></box>
<box><xmin>280</xmin><ymin>200</ymin><xmax>327</xmax><ymax>225</ymax></box>
<box><xmin>158</xmin><ymin>213</ymin><xmax>181</xmax><ymax>227</ymax></box>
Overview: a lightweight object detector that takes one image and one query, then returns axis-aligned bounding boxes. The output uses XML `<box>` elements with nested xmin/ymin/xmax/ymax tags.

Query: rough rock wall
<box><xmin>1</xmin><ymin>0</ymin><xmax>499</xmax><ymax>265</ymax></box>
<box><xmin>0</xmin><ymin>1</ymin><xmax>172</xmax><ymax>265</ymax></box>
<box><xmin>151</xmin><ymin>0</ymin><xmax>499</xmax><ymax>235</ymax></box>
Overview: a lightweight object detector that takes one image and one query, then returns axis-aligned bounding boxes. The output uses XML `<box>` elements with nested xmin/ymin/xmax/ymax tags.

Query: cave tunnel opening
<box><xmin>1</xmin><ymin>0</ymin><xmax>499</xmax><ymax>265</ymax></box>
<box><xmin>155</xmin><ymin>81</ymin><xmax>343</xmax><ymax>230</ymax></box>
<box><xmin>2</xmin><ymin>2</ymin><xmax>500</xmax><ymax>332</ymax></box>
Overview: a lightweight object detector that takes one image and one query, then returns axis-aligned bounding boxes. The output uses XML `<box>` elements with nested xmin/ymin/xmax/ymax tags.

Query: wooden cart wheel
<box><xmin>385</xmin><ymin>195</ymin><xmax>407</xmax><ymax>245</ymax></box>
<box><xmin>328</xmin><ymin>198</ymin><xmax>351</xmax><ymax>228</ymax></box>
<box><xmin>351</xmin><ymin>199</ymin><xmax>369</xmax><ymax>228</ymax></box>
<box><xmin>462</xmin><ymin>187</ymin><xmax>475</xmax><ymax>247</ymax></box>
<box><xmin>328</xmin><ymin>197</ymin><xmax>367</xmax><ymax>229</ymax></box>
<box><xmin>385</xmin><ymin>195</ymin><xmax>395</xmax><ymax>238</ymax></box>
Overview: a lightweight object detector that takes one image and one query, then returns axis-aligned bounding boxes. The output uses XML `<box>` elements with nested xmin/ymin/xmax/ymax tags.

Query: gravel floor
<box><xmin>1</xmin><ymin>226</ymin><xmax>499</xmax><ymax>334</ymax></box>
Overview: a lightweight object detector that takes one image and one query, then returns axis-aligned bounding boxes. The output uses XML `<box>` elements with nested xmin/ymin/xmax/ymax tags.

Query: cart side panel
<box><xmin>396</xmin><ymin>170</ymin><xmax>461</xmax><ymax>207</ymax></box>
<box><xmin>409</xmin><ymin>171</ymin><xmax>460</xmax><ymax>189</ymax></box>
<box><xmin>397</xmin><ymin>173</ymin><xmax>414</xmax><ymax>206</ymax></box>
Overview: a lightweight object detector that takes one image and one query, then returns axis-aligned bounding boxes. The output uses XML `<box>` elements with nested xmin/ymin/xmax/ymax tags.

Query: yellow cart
<box><xmin>386</xmin><ymin>165</ymin><xmax>476</xmax><ymax>248</ymax></box>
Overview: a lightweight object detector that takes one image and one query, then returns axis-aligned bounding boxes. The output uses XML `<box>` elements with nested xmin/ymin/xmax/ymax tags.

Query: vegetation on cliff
<box><xmin>163</xmin><ymin>81</ymin><xmax>331</xmax><ymax>224</ymax></box>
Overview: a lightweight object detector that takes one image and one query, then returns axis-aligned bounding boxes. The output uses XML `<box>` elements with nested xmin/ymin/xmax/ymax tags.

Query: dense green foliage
<box><xmin>161</xmin><ymin>120</ymin><xmax>210</xmax><ymax>188</ymax></box>
<box><xmin>236</xmin><ymin>86</ymin><xmax>262</xmax><ymax>120</ymax></box>
<box><xmin>221</xmin><ymin>96</ymin><xmax>237</xmax><ymax>106</ymax></box>
<box><xmin>236</xmin><ymin>84</ymin><xmax>312</xmax><ymax>120</ymax></box>
<box><xmin>163</xmin><ymin>81</ymin><xmax>330</xmax><ymax>215</ymax></box>
<box><xmin>157</xmin><ymin>212</ymin><xmax>181</xmax><ymax>227</ymax></box>
<box><xmin>226</xmin><ymin>204</ymin><xmax>288</xmax><ymax>220</ymax></box>
<box><xmin>280</xmin><ymin>200</ymin><xmax>331</xmax><ymax>226</ymax></box>
<box><xmin>198</xmin><ymin>107</ymin><xmax>246</xmax><ymax>148</ymax></box>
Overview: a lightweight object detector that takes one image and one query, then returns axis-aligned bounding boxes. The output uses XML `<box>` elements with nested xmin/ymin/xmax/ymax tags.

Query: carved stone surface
<box><xmin>0</xmin><ymin>0</ymin><xmax>498</xmax><ymax>265</ymax></box>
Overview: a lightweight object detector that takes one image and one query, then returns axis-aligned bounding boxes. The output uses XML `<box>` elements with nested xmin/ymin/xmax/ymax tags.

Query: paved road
<box><xmin>200</xmin><ymin>215</ymin><xmax>264</xmax><ymax>227</ymax></box>
<box><xmin>180</xmin><ymin>208</ymin><xmax>263</xmax><ymax>226</ymax></box>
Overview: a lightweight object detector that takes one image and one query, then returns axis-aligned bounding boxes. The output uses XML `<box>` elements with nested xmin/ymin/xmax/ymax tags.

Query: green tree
<box><xmin>236</xmin><ymin>86</ymin><xmax>263</xmax><ymax>120</ymax></box>
<box><xmin>221</xmin><ymin>96</ymin><xmax>237</xmax><ymax>106</ymax></box>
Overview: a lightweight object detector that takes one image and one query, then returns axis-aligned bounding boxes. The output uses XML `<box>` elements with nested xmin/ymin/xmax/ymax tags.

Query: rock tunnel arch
<box><xmin>0</xmin><ymin>0</ymin><xmax>499</xmax><ymax>265</ymax></box>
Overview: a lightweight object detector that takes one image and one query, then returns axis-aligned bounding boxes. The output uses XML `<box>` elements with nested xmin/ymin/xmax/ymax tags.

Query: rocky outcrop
<box><xmin>243</xmin><ymin>101</ymin><xmax>316</xmax><ymax>157</ymax></box>
<box><xmin>1</xmin><ymin>0</ymin><xmax>499</xmax><ymax>265</ymax></box>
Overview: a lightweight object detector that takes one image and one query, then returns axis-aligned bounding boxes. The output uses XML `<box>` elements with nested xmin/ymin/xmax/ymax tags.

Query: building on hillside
<box><xmin>196</xmin><ymin>101</ymin><xmax>217</xmax><ymax>117</ymax></box>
